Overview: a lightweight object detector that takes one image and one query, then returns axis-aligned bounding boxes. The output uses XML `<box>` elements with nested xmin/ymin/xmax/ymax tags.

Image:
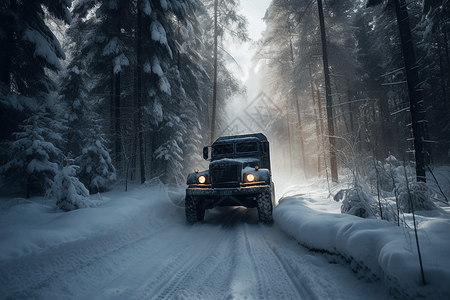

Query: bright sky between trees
<box><xmin>241</xmin><ymin>0</ymin><xmax>272</xmax><ymax>40</ymax></box>
<box><xmin>226</xmin><ymin>0</ymin><xmax>272</xmax><ymax>83</ymax></box>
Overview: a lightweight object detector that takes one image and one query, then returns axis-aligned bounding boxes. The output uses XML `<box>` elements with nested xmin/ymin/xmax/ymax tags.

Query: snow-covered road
<box><xmin>0</xmin><ymin>183</ymin><xmax>396</xmax><ymax>300</ymax></box>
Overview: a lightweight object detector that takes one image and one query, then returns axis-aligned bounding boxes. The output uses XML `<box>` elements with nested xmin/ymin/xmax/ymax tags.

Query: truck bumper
<box><xmin>186</xmin><ymin>185</ymin><xmax>271</xmax><ymax>209</ymax></box>
<box><xmin>186</xmin><ymin>184</ymin><xmax>270</xmax><ymax>196</ymax></box>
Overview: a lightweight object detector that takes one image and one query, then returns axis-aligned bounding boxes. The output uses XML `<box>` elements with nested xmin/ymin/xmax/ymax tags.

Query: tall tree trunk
<box><xmin>295</xmin><ymin>95</ymin><xmax>306</xmax><ymax>172</ymax></box>
<box><xmin>137</xmin><ymin>4</ymin><xmax>145</xmax><ymax>184</ymax></box>
<box><xmin>286</xmin><ymin>110</ymin><xmax>292</xmax><ymax>175</ymax></box>
<box><xmin>311</xmin><ymin>81</ymin><xmax>322</xmax><ymax>175</ymax></box>
<box><xmin>316</xmin><ymin>86</ymin><xmax>325</xmax><ymax>145</ymax></box>
<box><xmin>437</xmin><ymin>32</ymin><xmax>448</xmax><ymax>106</ymax></box>
<box><xmin>0</xmin><ymin>0</ymin><xmax>15</xmax><ymax>90</ymax></box>
<box><xmin>316</xmin><ymin>84</ymin><xmax>327</xmax><ymax>175</ymax></box>
<box><xmin>114</xmin><ymin>15</ymin><xmax>122</xmax><ymax>171</ymax></box>
<box><xmin>317</xmin><ymin>0</ymin><xmax>338</xmax><ymax>182</ymax></box>
<box><xmin>346</xmin><ymin>79</ymin><xmax>356</xmax><ymax>147</ymax></box>
<box><xmin>210</xmin><ymin>0</ymin><xmax>219</xmax><ymax>144</ymax></box>
<box><xmin>394</xmin><ymin>0</ymin><xmax>426</xmax><ymax>182</ymax></box>
<box><xmin>444</xmin><ymin>30</ymin><xmax>450</xmax><ymax>119</ymax></box>
<box><xmin>439</xmin><ymin>23</ymin><xmax>450</xmax><ymax>105</ymax></box>
<box><xmin>310</xmin><ymin>64</ymin><xmax>322</xmax><ymax>175</ymax></box>
<box><xmin>131</xmin><ymin>56</ymin><xmax>137</xmax><ymax>181</ymax></box>
<box><xmin>110</xmin><ymin>67</ymin><xmax>115</xmax><ymax>142</ymax></box>
<box><xmin>290</xmin><ymin>40</ymin><xmax>306</xmax><ymax>173</ymax></box>
<box><xmin>115</xmin><ymin>71</ymin><xmax>121</xmax><ymax>168</ymax></box>
<box><xmin>444</xmin><ymin>30</ymin><xmax>450</xmax><ymax>84</ymax></box>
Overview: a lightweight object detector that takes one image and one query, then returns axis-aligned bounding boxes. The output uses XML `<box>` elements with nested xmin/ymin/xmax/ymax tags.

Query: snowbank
<box><xmin>274</xmin><ymin>190</ymin><xmax>450</xmax><ymax>299</ymax></box>
<box><xmin>0</xmin><ymin>182</ymin><xmax>181</xmax><ymax>263</ymax></box>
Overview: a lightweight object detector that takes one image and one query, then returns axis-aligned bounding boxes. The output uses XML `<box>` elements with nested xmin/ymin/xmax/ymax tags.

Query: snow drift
<box><xmin>274</xmin><ymin>191</ymin><xmax>450</xmax><ymax>299</ymax></box>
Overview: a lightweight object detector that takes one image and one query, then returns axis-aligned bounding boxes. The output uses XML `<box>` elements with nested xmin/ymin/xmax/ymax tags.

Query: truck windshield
<box><xmin>213</xmin><ymin>144</ymin><xmax>234</xmax><ymax>155</ymax></box>
<box><xmin>236</xmin><ymin>141</ymin><xmax>258</xmax><ymax>153</ymax></box>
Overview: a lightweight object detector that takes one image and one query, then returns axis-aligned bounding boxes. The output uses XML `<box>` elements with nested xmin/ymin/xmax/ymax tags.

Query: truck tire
<box><xmin>271</xmin><ymin>182</ymin><xmax>276</xmax><ymax>208</ymax></box>
<box><xmin>256</xmin><ymin>189</ymin><xmax>273</xmax><ymax>223</ymax></box>
<box><xmin>185</xmin><ymin>194</ymin><xmax>205</xmax><ymax>224</ymax></box>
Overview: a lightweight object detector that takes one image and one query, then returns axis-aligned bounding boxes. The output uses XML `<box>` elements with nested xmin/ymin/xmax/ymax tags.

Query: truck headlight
<box><xmin>246</xmin><ymin>173</ymin><xmax>255</xmax><ymax>182</ymax></box>
<box><xmin>198</xmin><ymin>175</ymin><xmax>206</xmax><ymax>184</ymax></box>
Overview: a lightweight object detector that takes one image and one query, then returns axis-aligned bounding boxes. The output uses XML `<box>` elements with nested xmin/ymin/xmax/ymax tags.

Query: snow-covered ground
<box><xmin>0</xmin><ymin>176</ymin><xmax>448</xmax><ymax>299</ymax></box>
<box><xmin>275</xmin><ymin>179</ymin><xmax>450</xmax><ymax>300</ymax></box>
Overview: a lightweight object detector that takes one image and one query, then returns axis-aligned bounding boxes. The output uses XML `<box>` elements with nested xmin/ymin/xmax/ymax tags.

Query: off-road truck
<box><xmin>185</xmin><ymin>133</ymin><xmax>275</xmax><ymax>223</ymax></box>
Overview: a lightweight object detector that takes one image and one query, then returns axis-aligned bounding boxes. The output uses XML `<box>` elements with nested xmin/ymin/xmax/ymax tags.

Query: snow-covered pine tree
<box><xmin>172</xmin><ymin>2</ymin><xmax>212</xmax><ymax>177</ymax></box>
<box><xmin>0</xmin><ymin>0</ymin><xmax>72</xmax><ymax>142</ymax></box>
<box><xmin>70</xmin><ymin>0</ymin><xmax>245</xmax><ymax>185</ymax></box>
<box><xmin>0</xmin><ymin>112</ymin><xmax>63</xmax><ymax>198</ymax></box>
<box><xmin>73</xmin><ymin>0</ymin><xmax>135</xmax><ymax>172</ymax></box>
<box><xmin>147</xmin><ymin>0</ymin><xmax>248</xmax><ymax>183</ymax></box>
<box><xmin>59</xmin><ymin>61</ymin><xmax>90</xmax><ymax>157</ymax></box>
<box><xmin>154</xmin><ymin>131</ymin><xmax>185</xmax><ymax>185</ymax></box>
<box><xmin>0</xmin><ymin>0</ymin><xmax>71</xmax><ymax>96</ymax></box>
<box><xmin>154</xmin><ymin>0</ymin><xmax>248</xmax><ymax>182</ymax></box>
<box><xmin>59</xmin><ymin>12</ymin><xmax>96</xmax><ymax>157</ymax></box>
<box><xmin>49</xmin><ymin>164</ymin><xmax>95</xmax><ymax>212</ymax></box>
<box><xmin>59</xmin><ymin>12</ymin><xmax>117</xmax><ymax>194</ymax></box>
<box><xmin>137</xmin><ymin>0</ymin><xmax>202</xmax><ymax>183</ymax></box>
<box><xmin>151</xmin><ymin>63</ymin><xmax>187</xmax><ymax>185</ymax></box>
<box><xmin>76</xmin><ymin>138</ymin><xmax>117</xmax><ymax>193</ymax></box>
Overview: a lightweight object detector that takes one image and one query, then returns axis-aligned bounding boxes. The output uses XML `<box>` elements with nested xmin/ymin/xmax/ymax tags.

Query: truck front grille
<box><xmin>210</xmin><ymin>164</ymin><xmax>238</xmax><ymax>186</ymax></box>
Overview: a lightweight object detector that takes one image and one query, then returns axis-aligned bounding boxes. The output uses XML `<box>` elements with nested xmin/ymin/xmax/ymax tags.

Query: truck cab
<box><xmin>185</xmin><ymin>133</ymin><xmax>275</xmax><ymax>223</ymax></box>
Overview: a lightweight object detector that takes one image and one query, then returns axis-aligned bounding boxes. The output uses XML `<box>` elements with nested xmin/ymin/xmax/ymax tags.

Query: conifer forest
<box><xmin>1</xmin><ymin>0</ymin><xmax>449</xmax><ymax>203</ymax></box>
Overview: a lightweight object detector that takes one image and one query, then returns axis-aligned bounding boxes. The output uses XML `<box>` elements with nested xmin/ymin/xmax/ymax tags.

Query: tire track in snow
<box><xmin>257</xmin><ymin>225</ymin><xmax>350</xmax><ymax>300</ymax></box>
<box><xmin>242</xmin><ymin>224</ymin><xmax>267</xmax><ymax>299</ymax></box>
<box><xmin>121</xmin><ymin>208</ymin><xmax>313</xmax><ymax>300</ymax></box>
<box><xmin>130</xmin><ymin>224</ymin><xmax>236</xmax><ymax>300</ymax></box>
<box><xmin>223</xmin><ymin>222</ymin><xmax>260</xmax><ymax>300</ymax></box>
<box><xmin>259</xmin><ymin>227</ymin><xmax>319</xmax><ymax>300</ymax></box>
<box><xmin>239</xmin><ymin>223</ymin><xmax>307</xmax><ymax>300</ymax></box>
<box><xmin>0</xmin><ymin>219</ymin><xmax>175</xmax><ymax>300</ymax></box>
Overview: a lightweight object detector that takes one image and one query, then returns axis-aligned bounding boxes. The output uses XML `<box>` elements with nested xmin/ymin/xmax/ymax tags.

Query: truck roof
<box><xmin>214</xmin><ymin>133</ymin><xmax>268</xmax><ymax>144</ymax></box>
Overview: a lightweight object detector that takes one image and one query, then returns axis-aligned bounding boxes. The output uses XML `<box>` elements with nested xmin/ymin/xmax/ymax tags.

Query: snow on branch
<box><xmin>22</xmin><ymin>29</ymin><xmax>63</xmax><ymax>70</ymax></box>
<box><xmin>102</xmin><ymin>37</ymin><xmax>123</xmax><ymax>56</ymax></box>
<box><xmin>113</xmin><ymin>53</ymin><xmax>130</xmax><ymax>74</ymax></box>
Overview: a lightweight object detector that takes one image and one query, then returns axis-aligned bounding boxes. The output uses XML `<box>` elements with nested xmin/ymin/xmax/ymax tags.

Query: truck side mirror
<box><xmin>261</xmin><ymin>141</ymin><xmax>269</xmax><ymax>154</ymax></box>
<box><xmin>203</xmin><ymin>146</ymin><xmax>210</xmax><ymax>160</ymax></box>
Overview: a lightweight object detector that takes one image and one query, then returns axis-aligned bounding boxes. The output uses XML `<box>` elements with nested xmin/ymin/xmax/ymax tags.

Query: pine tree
<box><xmin>72</xmin><ymin>0</ymin><xmax>201</xmax><ymax>184</ymax></box>
<box><xmin>49</xmin><ymin>164</ymin><xmax>95</xmax><ymax>212</ymax></box>
<box><xmin>419</xmin><ymin>0</ymin><xmax>450</xmax><ymax>162</ymax></box>
<box><xmin>76</xmin><ymin>138</ymin><xmax>116</xmax><ymax>193</ymax></box>
<box><xmin>0</xmin><ymin>0</ymin><xmax>72</xmax><ymax>142</ymax></box>
<box><xmin>58</xmin><ymin>53</ymin><xmax>90</xmax><ymax>157</ymax></box>
<box><xmin>59</xmin><ymin>12</ymin><xmax>117</xmax><ymax>193</ymax></box>
<box><xmin>0</xmin><ymin>0</ymin><xmax>71</xmax><ymax>96</ymax></box>
<box><xmin>137</xmin><ymin>0</ymin><xmax>184</xmax><ymax>182</ymax></box>
<box><xmin>68</xmin><ymin>0</ymin><xmax>247</xmax><ymax>185</ymax></box>
<box><xmin>0</xmin><ymin>112</ymin><xmax>63</xmax><ymax>198</ymax></box>
<box><xmin>175</xmin><ymin>2</ymin><xmax>213</xmax><ymax>174</ymax></box>
<box><xmin>367</xmin><ymin>0</ymin><xmax>427</xmax><ymax>182</ymax></box>
<box><xmin>73</xmin><ymin>0</ymin><xmax>135</xmax><ymax>171</ymax></box>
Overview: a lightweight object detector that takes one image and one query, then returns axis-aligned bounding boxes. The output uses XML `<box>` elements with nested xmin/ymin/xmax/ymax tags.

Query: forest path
<box><xmin>1</xmin><ymin>198</ymin><xmax>391</xmax><ymax>300</ymax></box>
